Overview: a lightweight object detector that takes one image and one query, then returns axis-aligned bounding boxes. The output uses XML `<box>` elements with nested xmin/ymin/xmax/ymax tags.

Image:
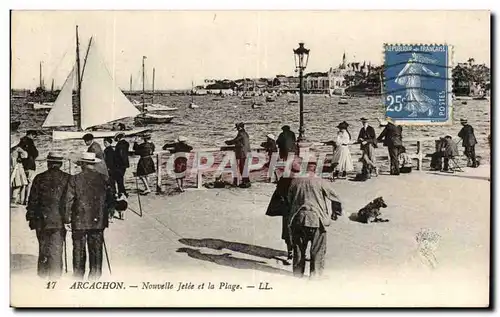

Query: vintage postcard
<box><xmin>10</xmin><ymin>10</ymin><xmax>491</xmax><ymax>307</ymax></box>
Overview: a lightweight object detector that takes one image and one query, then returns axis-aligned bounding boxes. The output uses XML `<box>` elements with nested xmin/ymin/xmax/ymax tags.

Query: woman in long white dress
<box><xmin>332</xmin><ymin>121</ymin><xmax>354</xmax><ymax>179</ymax></box>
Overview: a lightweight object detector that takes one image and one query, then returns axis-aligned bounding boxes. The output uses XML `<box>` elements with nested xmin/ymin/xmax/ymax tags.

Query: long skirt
<box><xmin>11</xmin><ymin>163</ymin><xmax>28</xmax><ymax>188</ymax></box>
<box><xmin>137</xmin><ymin>156</ymin><xmax>156</xmax><ymax>176</ymax></box>
<box><xmin>332</xmin><ymin>145</ymin><xmax>354</xmax><ymax>172</ymax></box>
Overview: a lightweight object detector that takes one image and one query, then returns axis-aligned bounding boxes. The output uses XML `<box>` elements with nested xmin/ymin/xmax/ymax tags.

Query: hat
<box><xmin>337</xmin><ymin>121</ymin><xmax>349</xmax><ymax>129</ymax></box>
<box><xmin>26</xmin><ymin>130</ymin><xmax>38</xmax><ymax>136</ymax></box>
<box><xmin>281</xmin><ymin>125</ymin><xmax>291</xmax><ymax>131</ymax></box>
<box><xmin>176</xmin><ymin>136</ymin><xmax>188</xmax><ymax>143</ymax></box>
<box><xmin>266</xmin><ymin>133</ymin><xmax>276</xmax><ymax>140</ymax></box>
<box><xmin>235</xmin><ymin>122</ymin><xmax>245</xmax><ymax>129</ymax></box>
<box><xmin>77</xmin><ymin>152</ymin><xmax>101</xmax><ymax>164</ymax></box>
<box><xmin>460</xmin><ymin>118</ymin><xmax>468</xmax><ymax>123</ymax></box>
<box><xmin>360</xmin><ymin>117</ymin><xmax>368</xmax><ymax>122</ymax></box>
<box><xmin>47</xmin><ymin>151</ymin><xmax>65</xmax><ymax>162</ymax></box>
<box><xmin>82</xmin><ymin>133</ymin><xmax>94</xmax><ymax>141</ymax></box>
<box><xmin>140</xmin><ymin>132</ymin><xmax>152</xmax><ymax>139</ymax></box>
<box><xmin>114</xmin><ymin>132</ymin><xmax>125</xmax><ymax>140</ymax></box>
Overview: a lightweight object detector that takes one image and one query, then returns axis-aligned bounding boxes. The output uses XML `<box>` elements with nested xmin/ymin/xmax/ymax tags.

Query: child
<box><xmin>133</xmin><ymin>133</ymin><xmax>156</xmax><ymax>195</ymax></box>
<box><xmin>10</xmin><ymin>144</ymin><xmax>28</xmax><ymax>204</ymax></box>
<box><xmin>163</xmin><ymin>136</ymin><xmax>193</xmax><ymax>192</ymax></box>
<box><xmin>398</xmin><ymin>146</ymin><xmax>413</xmax><ymax>173</ymax></box>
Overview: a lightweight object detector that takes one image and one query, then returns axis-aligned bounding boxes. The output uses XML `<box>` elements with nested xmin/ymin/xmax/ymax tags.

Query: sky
<box><xmin>11</xmin><ymin>10</ymin><xmax>490</xmax><ymax>90</ymax></box>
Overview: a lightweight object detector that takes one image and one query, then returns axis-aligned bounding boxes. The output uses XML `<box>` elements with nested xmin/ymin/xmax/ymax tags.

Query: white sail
<box><xmin>42</xmin><ymin>66</ymin><xmax>76</xmax><ymax>127</ymax></box>
<box><xmin>80</xmin><ymin>42</ymin><xmax>140</xmax><ymax>130</ymax></box>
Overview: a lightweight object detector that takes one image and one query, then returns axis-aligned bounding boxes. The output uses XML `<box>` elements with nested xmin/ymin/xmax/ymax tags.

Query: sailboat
<box><xmin>189</xmin><ymin>81</ymin><xmax>200</xmax><ymax>109</ymax></box>
<box><xmin>146</xmin><ymin>67</ymin><xmax>178</xmax><ymax>112</ymax></box>
<box><xmin>43</xmin><ymin>26</ymin><xmax>150</xmax><ymax>140</ymax></box>
<box><xmin>251</xmin><ymin>80</ymin><xmax>263</xmax><ymax>109</ymax></box>
<box><xmin>30</xmin><ymin>62</ymin><xmax>55</xmax><ymax>110</ymax></box>
<box><xmin>134</xmin><ymin>57</ymin><xmax>175</xmax><ymax>125</ymax></box>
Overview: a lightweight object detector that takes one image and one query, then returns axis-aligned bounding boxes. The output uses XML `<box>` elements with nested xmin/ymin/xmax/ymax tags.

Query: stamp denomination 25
<box><xmin>384</xmin><ymin>44</ymin><xmax>452</xmax><ymax>125</ymax></box>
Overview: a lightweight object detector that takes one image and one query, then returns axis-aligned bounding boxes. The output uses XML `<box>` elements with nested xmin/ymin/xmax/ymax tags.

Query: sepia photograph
<box><xmin>9</xmin><ymin>10</ymin><xmax>491</xmax><ymax>307</ymax></box>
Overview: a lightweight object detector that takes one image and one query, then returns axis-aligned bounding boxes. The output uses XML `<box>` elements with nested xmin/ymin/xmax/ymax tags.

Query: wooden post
<box><xmin>156</xmin><ymin>153</ymin><xmax>162</xmax><ymax>193</ymax></box>
<box><xmin>416</xmin><ymin>140</ymin><xmax>423</xmax><ymax>171</ymax></box>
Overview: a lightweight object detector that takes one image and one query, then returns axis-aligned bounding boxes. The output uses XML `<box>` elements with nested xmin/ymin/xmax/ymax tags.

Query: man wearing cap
<box><xmin>458</xmin><ymin>119</ymin><xmax>478</xmax><ymax>167</ymax></box>
<box><xmin>225</xmin><ymin>122</ymin><xmax>251</xmax><ymax>187</ymax></box>
<box><xmin>285</xmin><ymin>159</ymin><xmax>343</xmax><ymax>278</ymax></box>
<box><xmin>357</xmin><ymin>118</ymin><xmax>378</xmax><ymax>178</ymax></box>
<box><xmin>26</xmin><ymin>152</ymin><xmax>70</xmax><ymax>279</ymax></box>
<box><xmin>276</xmin><ymin>125</ymin><xmax>297</xmax><ymax>161</ymax></box>
<box><xmin>64</xmin><ymin>152</ymin><xmax>114</xmax><ymax>280</ymax></box>
<box><xmin>114</xmin><ymin>132</ymin><xmax>130</xmax><ymax>197</ymax></box>
<box><xmin>17</xmin><ymin>130</ymin><xmax>39</xmax><ymax>205</ymax></box>
<box><xmin>82</xmin><ymin>133</ymin><xmax>108</xmax><ymax>178</ymax></box>
<box><xmin>377</xmin><ymin>118</ymin><xmax>403</xmax><ymax>175</ymax></box>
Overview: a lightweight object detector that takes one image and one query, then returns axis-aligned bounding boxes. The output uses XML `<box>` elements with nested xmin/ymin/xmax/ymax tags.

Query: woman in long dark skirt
<box><xmin>162</xmin><ymin>136</ymin><xmax>193</xmax><ymax>192</ymax></box>
<box><xmin>133</xmin><ymin>133</ymin><xmax>156</xmax><ymax>195</ymax></box>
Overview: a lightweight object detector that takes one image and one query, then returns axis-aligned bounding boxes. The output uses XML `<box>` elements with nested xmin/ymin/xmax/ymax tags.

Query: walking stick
<box><xmin>63</xmin><ymin>233</ymin><xmax>68</xmax><ymax>273</ymax></box>
<box><xmin>103</xmin><ymin>238</ymin><xmax>112</xmax><ymax>275</ymax></box>
<box><xmin>135</xmin><ymin>175</ymin><xmax>143</xmax><ymax>217</ymax></box>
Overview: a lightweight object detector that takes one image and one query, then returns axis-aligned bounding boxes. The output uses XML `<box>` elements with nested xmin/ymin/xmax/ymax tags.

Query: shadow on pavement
<box><xmin>428</xmin><ymin>172</ymin><xmax>490</xmax><ymax>181</ymax></box>
<box><xmin>176</xmin><ymin>247</ymin><xmax>293</xmax><ymax>276</ymax></box>
<box><xmin>11</xmin><ymin>253</ymin><xmax>37</xmax><ymax>274</ymax></box>
<box><xmin>179</xmin><ymin>238</ymin><xmax>288</xmax><ymax>260</ymax></box>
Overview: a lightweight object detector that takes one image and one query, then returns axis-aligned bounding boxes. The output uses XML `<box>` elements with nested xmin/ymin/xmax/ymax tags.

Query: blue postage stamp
<box><xmin>384</xmin><ymin>44</ymin><xmax>453</xmax><ymax>125</ymax></box>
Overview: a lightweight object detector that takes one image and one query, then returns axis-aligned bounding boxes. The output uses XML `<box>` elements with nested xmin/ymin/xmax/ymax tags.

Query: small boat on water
<box><xmin>11</xmin><ymin>121</ymin><xmax>21</xmax><ymax>131</ymax></box>
<box><xmin>288</xmin><ymin>100</ymin><xmax>298</xmax><ymax>104</ymax></box>
<box><xmin>134</xmin><ymin>113</ymin><xmax>174</xmax><ymax>125</ymax></box>
<box><xmin>145</xmin><ymin>104</ymin><xmax>178</xmax><ymax>112</ymax></box>
<box><xmin>251</xmin><ymin>102</ymin><xmax>263</xmax><ymax>109</ymax></box>
<box><xmin>189</xmin><ymin>102</ymin><xmax>200</xmax><ymax>109</ymax></box>
<box><xmin>338</xmin><ymin>97</ymin><xmax>349</xmax><ymax>105</ymax></box>
<box><xmin>32</xmin><ymin>102</ymin><xmax>54</xmax><ymax>110</ymax></box>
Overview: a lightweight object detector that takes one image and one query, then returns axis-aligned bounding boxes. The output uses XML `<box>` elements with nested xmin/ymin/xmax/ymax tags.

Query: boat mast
<box><xmin>39</xmin><ymin>62</ymin><xmax>43</xmax><ymax>89</ymax></box>
<box><xmin>130</xmin><ymin>74</ymin><xmax>132</xmax><ymax>92</ymax></box>
<box><xmin>191</xmin><ymin>81</ymin><xmax>194</xmax><ymax>103</ymax></box>
<box><xmin>152</xmin><ymin>67</ymin><xmax>155</xmax><ymax>104</ymax></box>
<box><xmin>75</xmin><ymin>25</ymin><xmax>82</xmax><ymax>130</ymax></box>
<box><xmin>142</xmin><ymin>56</ymin><xmax>146</xmax><ymax>113</ymax></box>
<box><xmin>51</xmin><ymin>79</ymin><xmax>54</xmax><ymax>92</ymax></box>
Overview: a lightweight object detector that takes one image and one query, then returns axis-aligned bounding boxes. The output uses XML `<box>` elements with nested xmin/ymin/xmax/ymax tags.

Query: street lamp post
<box><xmin>293</xmin><ymin>43</ymin><xmax>310</xmax><ymax>153</ymax></box>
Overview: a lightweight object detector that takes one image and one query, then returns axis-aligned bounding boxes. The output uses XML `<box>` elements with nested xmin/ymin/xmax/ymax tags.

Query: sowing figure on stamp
<box><xmin>395</xmin><ymin>52</ymin><xmax>440</xmax><ymax>117</ymax></box>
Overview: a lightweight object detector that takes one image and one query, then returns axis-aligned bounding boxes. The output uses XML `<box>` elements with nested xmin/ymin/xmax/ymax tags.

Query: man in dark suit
<box><xmin>276</xmin><ymin>125</ymin><xmax>297</xmax><ymax>160</ymax></box>
<box><xmin>114</xmin><ymin>132</ymin><xmax>130</xmax><ymax>197</ymax></box>
<box><xmin>83</xmin><ymin>133</ymin><xmax>108</xmax><ymax>178</ymax></box>
<box><xmin>458</xmin><ymin>118</ymin><xmax>478</xmax><ymax>167</ymax></box>
<box><xmin>225</xmin><ymin>122</ymin><xmax>251</xmax><ymax>188</ymax></box>
<box><xmin>18</xmin><ymin>130</ymin><xmax>39</xmax><ymax>205</ymax></box>
<box><xmin>357</xmin><ymin>117</ymin><xmax>378</xmax><ymax>178</ymax></box>
<box><xmin>65</xmin><ymin>152</ymin><xmax>114</xmax><ymax>280</ymax></box>
<box><xmin>103</xmin><ymin>137</ymin><xmax>117</xmax><ymax>200</ymax></box>
<box><xmin>26</xmin><ymin>152</ymin><xmax>70</xmax><ymax>279</ymax></box>
<box><xmin>377</xmin><ymin>119</ymin><xmax>403</xmax><ymax>175</ymax></box>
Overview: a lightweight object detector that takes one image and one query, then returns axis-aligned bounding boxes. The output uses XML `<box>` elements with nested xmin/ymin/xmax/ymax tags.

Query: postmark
<box><xmin>383</xmin><ymin>44</ymin><xmax>453</xmax><ymax>125</ymax></box>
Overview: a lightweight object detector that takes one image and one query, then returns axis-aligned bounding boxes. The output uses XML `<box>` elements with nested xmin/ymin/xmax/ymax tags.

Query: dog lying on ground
<box><xmin>357</xmin><ymin>197</ymin><xmax>389</xmax><ymax>223</ymax></box>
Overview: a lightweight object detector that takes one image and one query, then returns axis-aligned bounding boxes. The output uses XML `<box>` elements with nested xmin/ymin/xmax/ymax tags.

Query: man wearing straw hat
<box><xmin>458</xmin><ymin>118</ymin><xmax>478</xmax><ymax>167</ymax></box>
<box><xmin>26</xmin><ymin>152</ymin><xmax>70</xmax><ymax>279</ymax></box>
<box><xmin>64</xmin><ymin>152</ymin><xmax>114</xmax><ymax>280</ymax></box>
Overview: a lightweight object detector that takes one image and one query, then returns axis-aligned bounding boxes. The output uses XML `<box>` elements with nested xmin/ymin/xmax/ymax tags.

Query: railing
<box><xmin>30</xmin><ymin>137</ymin><xmax>451</xmax><ymax>194</ymax></box>
<box><xmin>153</xmin><ymin>137</ymin><xmax>438</xmax><ymax>192</ymax></box>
